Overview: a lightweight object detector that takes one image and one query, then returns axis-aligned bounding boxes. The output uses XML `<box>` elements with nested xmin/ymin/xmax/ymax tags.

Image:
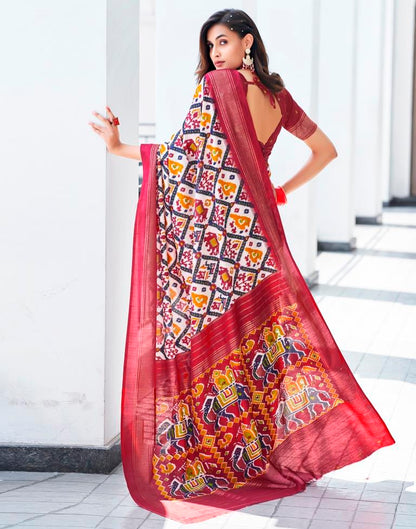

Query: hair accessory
<box><xmin>242</xmin><ymin>47</ymin><xmax>255</xmax><ymax>72</ymax></box>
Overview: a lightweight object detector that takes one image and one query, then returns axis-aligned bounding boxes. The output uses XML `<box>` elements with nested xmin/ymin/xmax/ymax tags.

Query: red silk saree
<box><xmin>121</xmin><ymin>68</ymin><xmax>394</xmax><ymax>524</ymax></box>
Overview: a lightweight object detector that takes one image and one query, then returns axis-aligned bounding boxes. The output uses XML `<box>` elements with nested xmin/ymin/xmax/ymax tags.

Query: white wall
<box><xmin>0</xmin><ymin>0</ymin><xmax>140</xmax><ymax>447</ymax></box>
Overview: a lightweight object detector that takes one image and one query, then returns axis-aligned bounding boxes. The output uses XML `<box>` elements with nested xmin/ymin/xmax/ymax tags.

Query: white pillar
<box><xmin>353</xmin><ymin>0</ymin><xmax>386</xmax><ymax>223</ymax></box>
<box><xmin>259</xmin><ymin>0</ymin><xmax>320</xmax><ymax>284</ymax></box>
<box><xmin>105</xmin><ymin>0</ymin><xmax>141</xmax><ymax>451</ymax></box>
<box><xmin>0</xmin><ymin>0</ymin><xmax>140</xmax><ymax>472</ymax></box>
<box><xmin>316</xmin><ymin>0</ymin><xmax>357</xmax><ymax>250</ymax></box>
<box><xmin>381</xmin><ymin>0</ymin><xmax>395</xmax><ymax>205</ymax></box>
<box><xmin>390</xmin><ymin>0</ymin><xmax>415</xmax><ymax>199</ymax></box>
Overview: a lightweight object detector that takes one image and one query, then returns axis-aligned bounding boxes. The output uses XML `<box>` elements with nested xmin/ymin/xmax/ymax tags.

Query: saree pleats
<box><xmin>121</xmin><ymin>69</ymin><xmax>394</xmax><ymax>523</ymax></box>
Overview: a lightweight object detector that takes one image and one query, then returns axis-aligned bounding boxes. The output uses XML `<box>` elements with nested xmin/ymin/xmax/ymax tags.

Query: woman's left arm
<box><xmin>281</xmin><ymin>127</ymin><xmax>338</xmax><ymax>196</ymax></box>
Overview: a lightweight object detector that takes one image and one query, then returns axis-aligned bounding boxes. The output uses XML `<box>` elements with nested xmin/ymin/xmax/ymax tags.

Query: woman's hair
<box><xmin>195</xmin><ymin>8</ymin><xmax>285</xmax><ymax>94</ymax></box>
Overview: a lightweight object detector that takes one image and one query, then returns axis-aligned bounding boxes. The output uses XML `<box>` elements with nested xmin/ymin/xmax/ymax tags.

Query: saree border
<box><xmin>120</xmin><ymin>143</ymin><xmax>159</xmax><ymax>508</ymax></box>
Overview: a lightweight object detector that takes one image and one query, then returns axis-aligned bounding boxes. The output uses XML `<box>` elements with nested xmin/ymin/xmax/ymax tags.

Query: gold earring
<box><xmin>242</xmin><ymin>47</ymin><xmax>255</xmax><ymax>72</ymax></box>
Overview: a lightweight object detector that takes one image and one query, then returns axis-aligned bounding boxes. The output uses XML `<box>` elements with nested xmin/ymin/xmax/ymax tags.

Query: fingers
<box><xmin>88</xmin><ymin>108</ymin><xmax>119</xmax><ymax>136</ymax></box>
<box><xmin>88</xmin><ymin>122</ymin><xmax>104</xmax><ymax>134</ymax></box>
<box><xmin>92</xmin><ymin>111</ymin><xmax>111</xmax><ymax>125</ymax></box>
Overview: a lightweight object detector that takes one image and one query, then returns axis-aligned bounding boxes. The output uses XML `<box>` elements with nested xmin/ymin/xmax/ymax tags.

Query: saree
<box><xmin>121</xmin><ymin>68</ymin><xmax>394</xmax><ymax>524</ymax></box>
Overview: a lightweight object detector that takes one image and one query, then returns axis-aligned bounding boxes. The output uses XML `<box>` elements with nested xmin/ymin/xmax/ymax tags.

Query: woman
<box><xmin>89</xmin><ymin>8</ymin><xmax>394</xmax><ymax>525</ymax></box>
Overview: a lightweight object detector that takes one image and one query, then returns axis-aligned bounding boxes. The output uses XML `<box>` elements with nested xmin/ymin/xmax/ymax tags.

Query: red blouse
<box><xmin>240</xmin><ymin>75</ymin><xmax>318</xmax><ymax>160</ymax></box>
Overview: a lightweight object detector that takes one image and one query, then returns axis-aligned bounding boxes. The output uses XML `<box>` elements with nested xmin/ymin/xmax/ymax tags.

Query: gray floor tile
<box><xmin>314</xmin><ymin>508</ymin><xmax>355</xmax><ymax>521</ymax></box>
<box><xmin>400</xmin><ymin>491</ymin><xmax>416</xmax><ymax>504</ymax></box>
<box><xmin>365</xmin><ymin>480</ymin><xmax>405</xmax><ymax>493</ymax></box>
<box><xmin>53</xmin><ymin>502</ymin><xmax>116</xmax><ymax>516</ymax></box>
<box><xmin>0</xmin><ymin>481</ymin><xmax>36</xmax><ymax>493</ymax></box>
<box><xmin>137</xmin><ymin>519</ymin><xmax>178</xmax><ymax>529</ymax></box>
<box><xmin>109</xmin><ymin>505</ymin><xmax>151</xmax><ymax>519</ymax></box>
<box><xmin>353</xmin><ymin>509</ymin><xmax>395</xmax><ymax>524</ymax></box>
<box><xmin>0</xmin><ymin>472</ymin><xmax>58</xmax><ymax>481</ymax></box>
<box><xmin>279</xmin><ymin>495</ymin><xmax>320</xmax><ymax>508</ymax></box>
<box><xmin>397</xmin><ymin>503</ymin><xmax>416</xmax><ymax>515</ymax></box>
<box><xmin>81</xmin><ymin>492</ymin><xmax>127</xmax><ymax>506</ymax></box>
<box><xmin>319</xmin><ymin>497</ymin><xmax>358</xmax><ymax>510</ymax></box>
<box><xmin>356</xmin><ymin>500</ymin><xmax>397</xmax><ymax>513</ymax></box>
<box><xmin>0</xmin><ymin>502</ymin><xmax>73</xmax><ymax>514</ymax></box>
<box><xmin>274</xmin><ymin>505</ymin><xmax>315</xmax><ymax>519</ymax></box>
<box><xmin>0</xmin><ymin>513</ymin><xmax>40</xmax><ymax>525</ymax></box>
<box><xmin>0</xmin><ymin>492</ymin><xmax>88</xmax><ymax>503</ymax></box>
<box><xmin>16</xmin><ymin>513</ymin><xmax>104</xmax><ymax>526</ymax></box>
<box><xmin>361</xmin><ymin>490</ymin><xmax>401</xmax><ymax>503</ymax></box>
<box><xmin>7</xmin><ymin>527</ymin><xmax>94</xmax><ymax>529</ymax></box>
<box><xmin>309</xmin><ymin>520</ymin><xmax>351</xmax><ymax>529</ymax></box>
<box><xmin>20</xmin><ymin>482</ymin><xmax>100</xmax><ymax>493</ymax></box>
<box><xmin>393</xmin><ymin>513</ymin><xmax>416</xmax><ymax>527</ymax></box>
<box><xmin>96</xmin><ymin>516</ymin><xmax>143</xmax><ymax>528</ymax></box>
<box><xmin>237</xmin><ymin>500</ymin><xmax>277</xmax><ymax>515</ymax></box>
<box><xmin>351</xmin><ymin>522</ymin><xmax>391</xmax><ymax>529</ymax></box>
<box><xmin>49</xmin><ymin>473</ymin><xmax>108</xmax><ymax>483</ymax></box>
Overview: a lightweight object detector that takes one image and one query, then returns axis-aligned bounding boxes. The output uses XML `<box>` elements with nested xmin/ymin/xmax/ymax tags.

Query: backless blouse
<box><xmin>239</xmin><ymin>74</ymin><xmax>318</xmax><ymax>161</ymax></box>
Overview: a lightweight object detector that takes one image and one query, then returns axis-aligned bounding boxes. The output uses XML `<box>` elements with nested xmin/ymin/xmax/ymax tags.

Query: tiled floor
<box><xmin>1</xmin><ymin>205</ymin><xmax>415</xmax><ymax>529</ymax></box>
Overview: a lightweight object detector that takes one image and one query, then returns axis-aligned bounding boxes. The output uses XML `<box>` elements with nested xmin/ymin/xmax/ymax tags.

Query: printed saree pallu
<box><xmin>121</xmin><ymin>69</ymin><xmax>394</xmax><ymax>524</ymax></box>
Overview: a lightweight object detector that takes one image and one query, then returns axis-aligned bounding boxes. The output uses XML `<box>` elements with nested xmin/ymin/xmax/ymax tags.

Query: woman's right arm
<box><xmin>88</xmin><ymin>106</ymin><xmax>142</xmax><ymax>162</ymax></box>
<box><xmin>110</xmin><ymin>143</ymin><xmax>142</xmax><ymax>161</ymax></box>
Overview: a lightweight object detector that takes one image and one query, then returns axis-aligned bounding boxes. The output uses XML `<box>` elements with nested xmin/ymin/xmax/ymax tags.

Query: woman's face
<box><xmin>206</xmin><ymin>23</ymin><xmax>253</xmax><ymax>70</ymax></box>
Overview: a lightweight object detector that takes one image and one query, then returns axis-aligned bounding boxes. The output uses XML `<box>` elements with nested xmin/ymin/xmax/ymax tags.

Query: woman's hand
<box><xmin>88</xmin><ymin>106</ymin><xmax>121</xmax><ymax>154</ymax></box>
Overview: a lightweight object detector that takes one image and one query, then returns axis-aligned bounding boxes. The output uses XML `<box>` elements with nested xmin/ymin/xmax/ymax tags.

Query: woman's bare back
<box><xmin>237</xmin><ymin>68</ymin><xmax>283</xmax><ymax>145</ymax></box>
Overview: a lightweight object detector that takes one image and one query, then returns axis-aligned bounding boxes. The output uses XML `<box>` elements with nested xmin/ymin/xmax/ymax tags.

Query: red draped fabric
<box><xmin>121</xmin><ymin>68</ymin><xmax>394</xmax><ymax>524</ymax></box>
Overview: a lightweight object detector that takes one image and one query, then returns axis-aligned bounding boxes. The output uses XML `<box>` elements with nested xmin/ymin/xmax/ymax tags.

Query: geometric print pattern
<box><xmin>152</xmin><ymin>302</ymin><xmax>343</xmax><ymax>500</ymax></box>
<box><xmin>154</xmin><ymin>78</ymin><xmax>280</xmax><ymax>360</ymax></box>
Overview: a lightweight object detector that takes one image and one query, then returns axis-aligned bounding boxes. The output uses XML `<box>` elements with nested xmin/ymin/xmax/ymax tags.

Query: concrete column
<box><xmin>259</xmin><ymin>1</ymin><xmax>320</xmax><ymax>285</ymax></box>
<box><xmin>139</xmin><ymin>0</ymin><xmax>156</xmax><ymax>146</ymax></box>
<box><xmin>0</xmin><ymin>0</ymin><xmax>140</xmax><ymax>472</ymax></box>
<box><xmin>316</xmin><ymin>0</ymin><xmax>357</xmax><ymax>250</ymax></box>
<box><xmin>390</xmin><ymin>0</ymin><xmax>415</xmax><ymax>199</ymax></box>
<box><xmin>105</xmin><ymin>0</ymin><xmax>141</xmax><ymax>457</ymax></box>
<box><xmin>353</xmin><ymin>0</ymin><xmax>386</xmax><ymax>224</ymax></box>
<box><xmin>381</xmin><ymin>0</ymin><xmax>395</xmax><ymax>205</ymax></box>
